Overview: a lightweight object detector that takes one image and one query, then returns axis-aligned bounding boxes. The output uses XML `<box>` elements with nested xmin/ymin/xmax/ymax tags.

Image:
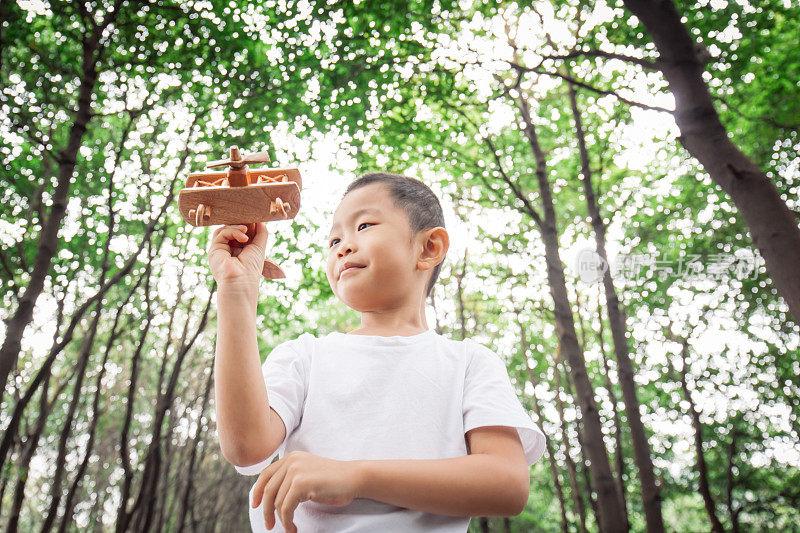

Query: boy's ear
<box><xmin>416</xmin><ymin>227</ymin><xmax>449</xmax><ymax>271</ymax></box>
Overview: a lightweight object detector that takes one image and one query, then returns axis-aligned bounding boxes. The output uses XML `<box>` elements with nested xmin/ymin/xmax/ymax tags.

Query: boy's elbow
<box><xmin>223</xmin><ymin>444</ymin><xmax>275</xmax><ymax>468</ymax></box>
<box><xmin>219</xmin><ymin>442</ymin><xmax>246</xmax><ymax>467</ymax></box>
<box><xmin>483</xmin><ymin>462</ymin><xmax>529</xmax><ymax>516</ymax></box>
<box><xmin>219</xmin><ymin>440</ymin><xmax>263</xmax><ymax>468</ymax></box>
<box><xmin>507</xmin><ymin>468</ymin><xmax>530</xmax><ymax>516</ymax></box>
<box><xmin>485</xmin><ymin>456</ymin><xmax>530</xmax><ymax>516</ymax></box>
<box><xmin>509</xmin><ymin>487</ymin><xmax>529</xmax><ymax>516</ymax></box>
<box><xmin>219</xmin><ymin>417</ymin><xmax>282</xmax><ymax>467</ymax></box>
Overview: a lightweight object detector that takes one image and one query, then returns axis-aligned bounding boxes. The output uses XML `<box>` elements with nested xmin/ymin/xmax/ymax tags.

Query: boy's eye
<box><xmin>328</xmin><ymin>223</ymin><xmax>373</xmax><ymax>248</ymax></box>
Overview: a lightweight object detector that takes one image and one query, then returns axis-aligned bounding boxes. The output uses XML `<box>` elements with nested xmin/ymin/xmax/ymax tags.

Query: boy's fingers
<box><xmin>279</xmin><ymin>484</ymin><xmax>303</xmax><ymax>533</ymax></box>
<box><xmin>208</xmin><ymin>225</ymin><xmax>248</xmax><ymax>253</ymax></box>
<box><xmin>252</xmin><ymin>459</ymin><xmax>280</xmax><ymax>508</ymax></box>
<box><xmin>210</xmin><ymin>224</ymin><xmax>239</xmax><ymax>240</ymax></box>
<box><xmin>263</xmin><ymin>469</ymin><xmax>288</xmax><ymax>529</ymax></box>
<box><xmin>211</xmin><ymin>224</ymin><xmax>246</xmax><ymax>238</ymax></box>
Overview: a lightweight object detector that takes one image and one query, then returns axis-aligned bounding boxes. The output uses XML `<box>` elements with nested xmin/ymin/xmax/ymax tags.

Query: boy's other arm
<box><xmin>214</xmin><ymin>283</ymin><xmax>285</xmax><ymax>466</ymax></box>
<box><xmin>354</xmin><ymin>425</ymin><xmax>530</xmax><ymax>517</ymax></box>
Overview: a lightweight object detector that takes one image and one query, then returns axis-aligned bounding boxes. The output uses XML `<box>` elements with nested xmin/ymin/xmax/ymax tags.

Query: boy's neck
<box><xmin>349</xmin><ymin>305</ymin><xmax>429</xmax><ymax>337</ymax></box>
<box><xmin>347</xmin><ymin>326</ymin><xmax>429</xmax><ymax>337</ymax></box>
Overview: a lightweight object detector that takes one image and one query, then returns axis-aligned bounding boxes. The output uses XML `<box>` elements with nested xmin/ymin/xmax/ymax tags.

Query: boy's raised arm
<box><xmin>214</xmin><ymin>281</ymin><xmax>283</xmax><ymax>466</ymax></box>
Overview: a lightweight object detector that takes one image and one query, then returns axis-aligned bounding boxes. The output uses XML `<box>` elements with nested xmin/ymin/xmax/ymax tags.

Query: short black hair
<box><xmin>344</xmin><ymin>172</ymin><xmax>446</xmax><ymax>298</ymax></box>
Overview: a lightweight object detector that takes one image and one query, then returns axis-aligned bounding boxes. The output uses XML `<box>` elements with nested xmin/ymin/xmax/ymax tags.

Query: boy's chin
<box><xmin>339</xmin><ymin>294</ymin><xmax>375</xmax><ymax>312</ymax></box>
<box><xmin>338</xmin><ymin>288</ymin><xmax>392</xmax><ymax>311</ymax></box>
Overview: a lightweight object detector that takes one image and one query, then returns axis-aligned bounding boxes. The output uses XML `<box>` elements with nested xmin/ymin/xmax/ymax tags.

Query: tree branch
<box><xmin>540</xmin><ymin>49</ymin><xmax>660</xmax><ymax>71</ymax></box>
<box><xmin>713</xmin><ymin>92</ymin><xmax>800</xmax><ymax>132</ymax></box>
<box><xmin>438</xmin><ymin>98</ymin><xmax>544</xmax><ymax>226</ymax></box>
<box><xmin>507</xmin><ymin>60</ymin><xmax>674</xmax><ymax>114</ymax></box>
<box><xmin>482</xmin><ymin>135</ymin><xmax>544</xmax><ymax>227</ymax></box>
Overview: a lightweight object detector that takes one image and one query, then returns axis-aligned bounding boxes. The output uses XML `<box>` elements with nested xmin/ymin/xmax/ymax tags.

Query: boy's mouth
<box><xmin>339</xmin><ymin>262</ymin><xmax>366</xmax><ymax>279</ymax></box>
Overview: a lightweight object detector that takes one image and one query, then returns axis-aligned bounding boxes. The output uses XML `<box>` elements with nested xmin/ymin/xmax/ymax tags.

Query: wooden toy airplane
<box><xmin>177</xmin><ymin>146</ymin><xmax>302</xmax><ymax>279</ymax></box>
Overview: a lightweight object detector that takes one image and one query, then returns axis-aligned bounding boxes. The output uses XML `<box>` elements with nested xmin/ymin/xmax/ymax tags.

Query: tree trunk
<box><xmin>127</xmin><ymin>290</ymin><xmax>215</xmax><ymax>532</ymax></box>
<box><xmin>0</xmin><ymin>181</ymin><xmax>175</xmax><ymax>477</ymax></box>
<box><xmin>156</xmin><ymin>376</ymin><xmax>188</xmax><ymax>533</ymax></box>
<box><xmin>0</xmin><ymin>20</ymin><xmax>106</xmax><ymax>396</ymax></box>
<box><xmin>515</xmin><ymin>94</ymin><xmax>626</xmax><ymax>532</ymax></box>
<box><xmin>596</xmin><ymin>311</ymin><xmax>630</xmax><ymax>528</ymax></box>
<box><xmin>670</xmin><ymin>335</ymin><xmax>725</xmax><ymax>533</ymax></box>
<box><xmin>87</xmin><ymin>472</ymin><xmax>105</xmax><ymax>532</ymax></box>
<box><xmin>553</xmin><ymin>361</ymin><xmax>589</xmax><ymax>533</ymax></box>
<box><xmin>177</xmin><ymin>368</ymin><xmax>215</xmax><ymax>533</ymax></box>
<box><xmin>455</xmin><ymin>250</ymin><xmax>468</xmax><ymax>340</ymax></box>
<box><xmin>565</xmin><ymin>308</ymin><xmax>603</xmax><ymax>530</ymax></box>
<box><xmin>529</xmin><ymin>387</ymin><xmax>570</xmax><ymax>533</ymax></box>
<box><xmin>154</xmin><ymin>432</ymin><xmax>175</xmax><ymax>533</ymax></box>
<box><xmin>138</xmin><ymin>268</ymin><xmax>195</xmax><ymax>531</ymax></box>
<box><xmin>514</xmin><ymin>304</ymin><xmax>570</xmax><ymax>533</ymax></box>
<box><xmin>114</xmin><ymin>292</ymin><xmax>156</xmax><ymax>533</ymax></box>
<box><xmin>113</xmin><ymin>237</ymin><xmax>166</xmax><ymax>532</ymax></box>
<box><xmin>56</xmin><ymin>275</ymin><xmax>141</xmax><ymax>533</ymax></box>
<box><xmin>567</xmin><ymin>81</ymin><xmax>664</xmax><ymax>532</ymax></box>
<box><xmin>50</xmin><ymin>111</ymin><xmax>134</xmax><ymax>533</ymax></box>
<box><xmin>206</xmin><ymin>466</ymin><xmax>231</xmax><ymax>532</ymax></box>
<box><xmin>621</xmin><ymin>0</ymin><xmax>800</xmax><ymax>323</ymax></box>
<box><xmin>40</xmin><ymin>182</ymin><xmax>123</xmax><ymax>530</ymax></box>
<box><xmin>39</xmin><ymin>299</ymin><xmax>106</xmax><ymax>532</ymax></box>
<box><xmin>0</xmin><ymin>87</ymin><xmax>193</xmax><ymax>503</ymax></box>
<box><xmin>726</xmin><ymin>429</ymin><xmax>740</xmax><ymax>533</ymax></box>
<box><xmin>0</xmin><ymin>295</ymin><xmax>66</xmax><ymax>520</ymax></box>
<box><xmin>559</xmin><ymin>359</ymin><xmax>601</xmax><ymax>531</ymax></box>
<box><xmin>5</xmin><ymin>379</ymin><xmax>52</xmax><ymax>532</ymax></box>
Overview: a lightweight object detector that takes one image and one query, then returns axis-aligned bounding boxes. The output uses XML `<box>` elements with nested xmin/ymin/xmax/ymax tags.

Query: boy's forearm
<box><xmin>353</xmin><ymin>454</ymin><xmax>529</xmax><ymax>517</ymax></box>
<box><xmin>214</xmin><ymin>283</ymin><xmax>273</xmax><ymax>464</ymax></box>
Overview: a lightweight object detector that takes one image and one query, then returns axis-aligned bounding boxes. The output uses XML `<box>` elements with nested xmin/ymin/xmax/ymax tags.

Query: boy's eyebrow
<box><xmin>328</xmin><ymin>207</ymin><xmax>382</xmax><ymax>237</ymax></box>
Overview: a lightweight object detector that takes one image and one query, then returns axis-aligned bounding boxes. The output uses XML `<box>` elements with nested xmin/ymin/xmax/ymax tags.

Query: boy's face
<box><xmin>325</xmin><ymin>182</ymin><xmax>427</xmax><ymax>311</ymax></box>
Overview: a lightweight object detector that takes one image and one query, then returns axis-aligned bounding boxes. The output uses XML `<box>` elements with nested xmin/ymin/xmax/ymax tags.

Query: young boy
<box><xmin>209</xmin><ymin>172</ymin><xmax>545</xmax><ymax>532</ymax></box>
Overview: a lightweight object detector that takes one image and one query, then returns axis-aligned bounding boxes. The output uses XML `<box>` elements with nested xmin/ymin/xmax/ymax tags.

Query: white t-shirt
<box><xmin>231</xmin><ymin>329</ymin><xmax>545</xmax><ymax>532</ymax></box>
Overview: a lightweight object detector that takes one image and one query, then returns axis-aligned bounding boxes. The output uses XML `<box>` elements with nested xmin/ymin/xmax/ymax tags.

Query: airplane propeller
<box><xmin>206</xmin><ymin>146</ymin><xmax>271</xmax><ymax>169</ymax></box>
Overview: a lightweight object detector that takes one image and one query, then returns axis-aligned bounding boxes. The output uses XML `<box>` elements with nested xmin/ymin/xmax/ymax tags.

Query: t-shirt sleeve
<box><xmin>462</xmin><ymin>340</ymin><xmax>546</xmax><ymax>466</ymax></box>
<box><xmin>233</xmin><ymin>335</ymin><xmax>310</xmax><ymax>476</ymax></box>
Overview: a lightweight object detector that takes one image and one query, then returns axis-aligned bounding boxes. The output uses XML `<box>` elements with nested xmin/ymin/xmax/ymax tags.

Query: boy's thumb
<box><xmin>253</xmin><ymin>222</ymin><xmax>269</xmax><ymax>257</ymax></box>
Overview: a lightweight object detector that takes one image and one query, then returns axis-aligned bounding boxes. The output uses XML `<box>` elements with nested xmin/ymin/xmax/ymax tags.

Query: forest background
<box><xmin>1</xmin><ymin>0</ymin><xmax>798</xmax><ymax>531</ymax></box>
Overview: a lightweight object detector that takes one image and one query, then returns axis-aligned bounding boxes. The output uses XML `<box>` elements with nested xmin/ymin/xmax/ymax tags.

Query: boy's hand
<box><xmin>252</xmin><ymin>451</ymin><xmax>361</xmax><ymax>532</ymax></box>
<box><xmin>208</xmin><ymin>222</ymin><xmax>269</xmax><ymax>288</ymax></box>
